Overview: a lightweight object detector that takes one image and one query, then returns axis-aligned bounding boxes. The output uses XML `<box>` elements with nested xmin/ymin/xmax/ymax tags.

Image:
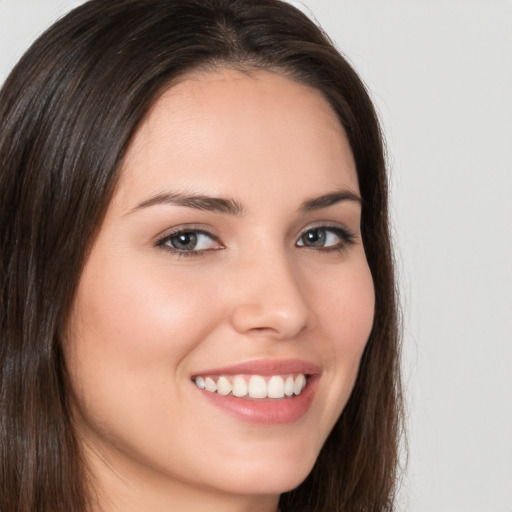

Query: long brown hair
<box><xmin>0</xmin><ymin>1</ymin><xmax>403</xmax><ymax>510</ymax></box>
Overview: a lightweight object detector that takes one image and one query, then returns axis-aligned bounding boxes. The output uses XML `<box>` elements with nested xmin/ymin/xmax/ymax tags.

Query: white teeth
<box><xmin>248</xmin><ymin>375</ymin><xmax>267</xmax><ymax>398</ymax></box>
<box><xmin>232</xmin><ymin>376</ymin><xmax>248</xmax><ymax>397</ymax></box>
<box><xmin>194</xmin><ymin>373</ymin><xmax>308</xmax><ymax>399</ymax></box>
<box><xmin>217</xmin><ymin>376</ymin><xmax>232</xmax><ymax>396</ymax></box>
<box><xmin>204</xmin><ymin>377</ymin><xmax>217</xmax><ymax>392</ymax></box>
<box><xmin>267</xmin><ymin>376</ymin><xmax>285</xmax><ymax>398</ymax></box>
<box><xmin>294</xmin><ymin>374</ymin><xmax>306</xmax><ymax>395</ymax></box>
<box><xmin>284</xmin><ymin>376</ymin><xmax>294</xmax><ymax>397</ymax></box>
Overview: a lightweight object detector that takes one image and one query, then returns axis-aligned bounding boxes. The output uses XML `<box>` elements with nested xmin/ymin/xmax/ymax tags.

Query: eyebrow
<box><xmin>130</xmin><ymin>192</ymin><xmax>245</xmax><ymax>216</ymax></box>
<box><xmin>130</xmin><ymin>188</ymin><xmax>362</xmax><ymax>216</ymax></box>
<box><xmin>299</xmin><ymin>189</ymin><xmax>362</xmax><ymax>211</ymax></box>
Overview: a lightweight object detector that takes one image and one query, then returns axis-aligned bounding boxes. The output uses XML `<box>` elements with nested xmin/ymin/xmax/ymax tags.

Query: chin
<box><xmin>205</xmin><ymin>448</ymin><xmax>318</xmax><ymax>496</ymax></box>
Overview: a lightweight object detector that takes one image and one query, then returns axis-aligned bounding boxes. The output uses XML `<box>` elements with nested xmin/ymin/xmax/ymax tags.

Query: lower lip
<box><xmin>196</xmin><ymin>376</ymin><xmax>319</xmax><ymax>424</ymax></box>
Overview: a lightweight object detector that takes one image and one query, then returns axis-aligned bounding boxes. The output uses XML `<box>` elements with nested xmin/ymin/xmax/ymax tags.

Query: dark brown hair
<box><xmin>0</xmin><ymin>0</ymin><xmax>403</xmax><ymax>510</ymax></box>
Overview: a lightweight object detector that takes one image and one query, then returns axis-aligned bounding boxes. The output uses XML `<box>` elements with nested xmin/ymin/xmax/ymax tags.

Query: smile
<box><xmin>194</xmin><ymin>373</ymin><xmax>307</xmax><ymax>399</ymax></box>
<box><xmin>192</xmin><ymin>360</ymin><xmax>320</xmax><ymax>424</ymax></box>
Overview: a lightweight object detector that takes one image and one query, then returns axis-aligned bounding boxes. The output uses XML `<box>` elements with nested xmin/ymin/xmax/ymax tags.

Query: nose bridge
<box><xmin>229</xmin><ymin>245</ymin><xmax>312</xmax><ymax>339</ymax></box>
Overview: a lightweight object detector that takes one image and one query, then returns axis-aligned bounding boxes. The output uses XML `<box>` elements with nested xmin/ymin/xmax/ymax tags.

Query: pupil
<box><xmin>172</xmin><ymin>232</ymin><xmax>197</xmax><ymax>250</ymax></box>
<box><xmin>305</xmin><ymin>229</ymin><xmax>325</xmax><ymax>247</ymax></box>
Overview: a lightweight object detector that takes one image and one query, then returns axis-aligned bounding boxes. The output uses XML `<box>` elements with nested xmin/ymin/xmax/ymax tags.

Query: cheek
<box><xmin>69</xmin><ymin>256</ymin><xmax>218</xmax><ymax>365</ymax></box>
<box><xmin>64</xmin><ymin>254</ymin><xmax>225</xmax><ymax>438</ymax></box>
<box><xmin>315</xmin><ymin>256</ymin><xmax>375</xmax><ymax>350</ymax></box>
<box><xmin>338</xmin><ymin>268</ymin><xmax>375</xmax><ymax>353</ymax></box>
<box><xmin>337</xmin><ymin>262</ymin><xmax>375</xmax><ymax>368</ymax></box>
<box><xmin>311</xmin><ymin>258</ymin><xmax>375</xmax><ymax>421</ymax></box>
<box><xmin>64</xmin><ymin>254</ymin><xmax>234</xmax><ymax>476</ymax></box>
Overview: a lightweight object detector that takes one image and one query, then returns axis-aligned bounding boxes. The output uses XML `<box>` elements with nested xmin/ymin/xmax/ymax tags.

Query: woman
<box><xmin>0</xmin><ymin>0</ymin><xmax>402</xmax><ymax>511</ymax></box>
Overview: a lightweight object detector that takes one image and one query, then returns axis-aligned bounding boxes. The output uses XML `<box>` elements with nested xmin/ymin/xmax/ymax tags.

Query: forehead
<box><xmin>116</xmin><ymin>68</ymin><xmax>358</xmax><ymax>209</ymax></box>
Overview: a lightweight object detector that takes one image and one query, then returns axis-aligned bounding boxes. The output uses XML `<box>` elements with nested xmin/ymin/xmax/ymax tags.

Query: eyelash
<box><xmin>155</xmin><ymin>225</ymin><xmax>356</xmax><ymax>258</ymax></box>
<box><xmin>296</xmin><ymin>225</ymin><xmax>356</xmax><ymax>252</ymax></box>
<box><xmin>155</xmin><ymin>228</ymin><xmax>220</xmax><ymax>258</ymax></box>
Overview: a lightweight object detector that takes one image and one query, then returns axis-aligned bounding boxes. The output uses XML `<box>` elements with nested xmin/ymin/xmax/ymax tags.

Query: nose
<box><xmin>229</xmin><ymin>250</ymin><xmax>313</xmax><ymax>340</ymax></box>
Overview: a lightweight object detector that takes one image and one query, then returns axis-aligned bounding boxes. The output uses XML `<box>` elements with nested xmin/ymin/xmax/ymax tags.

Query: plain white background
<box><xmin>1</xmin><ymin>1</ymin><xmax>511</xmax><ymax>511</ymax></box>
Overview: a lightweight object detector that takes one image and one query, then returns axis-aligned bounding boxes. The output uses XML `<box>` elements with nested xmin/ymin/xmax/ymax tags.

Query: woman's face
<box><xmin>65</xmin><ymin>69</ymin><xmax>375</xmax><ymax>509</ymax></box>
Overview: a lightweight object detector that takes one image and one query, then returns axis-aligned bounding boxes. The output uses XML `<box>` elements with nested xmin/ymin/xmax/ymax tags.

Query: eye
<box><xmin>296</xmin><ymin>226</ymin><xmax>355</xmax><ymax>251</ymax></box>
<box><xmin>157</xmin><ymin>229</ymin><xmax>221</xmax><ymax>254</ymax></box>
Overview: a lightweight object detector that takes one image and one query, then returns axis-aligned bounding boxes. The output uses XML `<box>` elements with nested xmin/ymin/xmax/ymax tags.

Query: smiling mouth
<box><xmin>193</xmin><ymin>373</ymin><xmax>308</xmax><ymax>399</ymax></box>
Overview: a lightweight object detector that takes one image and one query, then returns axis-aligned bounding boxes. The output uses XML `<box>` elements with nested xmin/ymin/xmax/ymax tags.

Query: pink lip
<box><xmin>192</xmin><ymin>359</ymin><xmax>321</xmax><ymax>425</ymax></box>
<box><xmin>192</xmin><ymin>358</ymin><xmax>321</xmax><ymax>378</ymax></box>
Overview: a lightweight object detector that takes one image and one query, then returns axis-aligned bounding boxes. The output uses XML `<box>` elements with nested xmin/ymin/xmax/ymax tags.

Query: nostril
<box><xmin>250</xmin><ymin>327</ymin><xmax>273</xmax><ymax>334</ymax></box>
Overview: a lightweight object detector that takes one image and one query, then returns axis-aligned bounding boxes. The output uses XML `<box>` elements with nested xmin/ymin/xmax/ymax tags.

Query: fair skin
<box><xmin>65</xmin><ymin>68</ymin><xmax>375</xmax><ymax>512</ymax></box>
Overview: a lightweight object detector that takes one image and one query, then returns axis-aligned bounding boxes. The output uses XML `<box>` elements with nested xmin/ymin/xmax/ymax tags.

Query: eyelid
<box><xmin>296</xmin><ymin>223</ymin><xmax>357</xmax><ymax>249</ymax></box>
<box><xmin>155</xmin><ymin>225</ymin><xmax>223</xmax><ymax>256</ymax></box>
<box><xmin>154</xmin><ymin>223</ymin><xmax>217</xmax><ymax>242</ymax></box>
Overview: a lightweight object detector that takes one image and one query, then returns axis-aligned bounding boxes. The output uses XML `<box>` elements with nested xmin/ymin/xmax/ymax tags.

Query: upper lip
<box><xmin>192</xmin><ymin>359</ymin><xmax>321</xmax><ymax>377</ymax></box>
